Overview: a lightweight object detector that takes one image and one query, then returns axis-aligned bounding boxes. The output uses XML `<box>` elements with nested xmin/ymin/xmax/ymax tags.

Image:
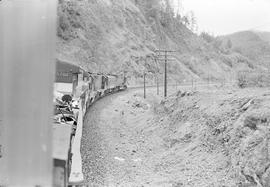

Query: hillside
<box><xmin>57</xmin><ymin>0</ymin><xmax>255</xmax><ymax>84</ymax></box>
<box><xmin>221</xmin><ymin>31</ymin><xmax>270</xmax><ymax>69</ymax></box>
<box><xmin>152</xmin><ymin>87</ymin><xmax>270</xmax><ymax>186</ymax></box>
<box><xmin>255</xmin><ymin>31</ymin><xmax>270</xmax><ymax>43</ymax></box>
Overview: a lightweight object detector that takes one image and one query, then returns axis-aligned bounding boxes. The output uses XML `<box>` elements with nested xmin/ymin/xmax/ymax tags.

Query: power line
<box><xmin>155</xmin><ymin>49</ymin><xmax>176</xmax><ymax>97</ymax></box>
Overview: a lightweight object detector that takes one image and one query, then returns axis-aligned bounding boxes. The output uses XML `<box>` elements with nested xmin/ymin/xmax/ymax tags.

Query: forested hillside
<box><xmin>221</xmin><ymin>31</ymin><xmax>270</xmax><ymax>69</ymax></box>
<box><xmin>57</xmin><ymin>0</ymin><xmax>255</xmax><ymax>84</ymax></box>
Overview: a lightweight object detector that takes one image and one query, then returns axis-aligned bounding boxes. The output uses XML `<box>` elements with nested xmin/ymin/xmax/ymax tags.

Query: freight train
<box><xmin>54</xmin><ymin>60</ymin><xmax>126</xmax><ymax>96</ymax></box>
<box><xmin>53</xmin><ymin>60</ymin><xmax>127</xmax><ymax>186</ymax></box>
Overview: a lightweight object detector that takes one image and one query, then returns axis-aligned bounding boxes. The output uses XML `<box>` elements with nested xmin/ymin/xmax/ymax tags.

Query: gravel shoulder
<box><xmin>81</xmin><ymin>89</ymin><xmax>162</xmax><ymax>186</ymax></box>
<box><xmin>81</xmin><ymin>87</ymin><xmax>270</xmax><ymax>187</ymax></box>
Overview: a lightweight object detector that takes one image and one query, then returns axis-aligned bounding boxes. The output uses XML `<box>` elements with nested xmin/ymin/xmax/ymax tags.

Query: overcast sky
<box><xmin>174</xmin><ymin>0</ymin><xmax>270</xmax><ymax>35</ymax></box>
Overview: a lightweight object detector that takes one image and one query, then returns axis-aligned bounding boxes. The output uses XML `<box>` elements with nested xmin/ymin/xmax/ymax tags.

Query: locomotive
<box><xmin>54</xmin><ymin>59</ymin><xmax>126</xmax><ymax>97</ymax></box>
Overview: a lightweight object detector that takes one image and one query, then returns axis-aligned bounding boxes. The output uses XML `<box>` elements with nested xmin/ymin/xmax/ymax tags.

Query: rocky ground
<box><xmin>81</xmin><ymin>85</ymin><xmax>270</xmax><ymax>187</ymax></box>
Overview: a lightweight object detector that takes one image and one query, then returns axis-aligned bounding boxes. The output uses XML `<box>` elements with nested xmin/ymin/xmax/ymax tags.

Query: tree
<box><xmin>176</xmin><ymin>0</ymin><xmax>183</xmax><ymax>16</ymax></box>
<box><xmin>200</xmin><ymin>32</ymin><xmax>214</xmax><ymax>43</ymax></box>
<box><xmin>190</xmin><ymin>11</ymin><xmax>197</xmax><ymax>32</ymax></box>
<box><xmin>182</xmin><ymin>15</ymin><xmax>190</xmax><ymax>27</ymax></box>
<box><xmin>183</xmin><ymin>11</ymin><xmax>197</xmax><ymax>33</ymax></box>
<box><xmin>226</xmin><ymin>39</ymin><xmax>232</xmax><ymax>49</ymax></box>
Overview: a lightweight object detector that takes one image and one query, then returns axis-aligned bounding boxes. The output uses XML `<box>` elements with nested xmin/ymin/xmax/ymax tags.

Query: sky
<box><xmin>173</xmin><ymin>0</ymin><xmax>270</xmax><ymax>35</ymax></box>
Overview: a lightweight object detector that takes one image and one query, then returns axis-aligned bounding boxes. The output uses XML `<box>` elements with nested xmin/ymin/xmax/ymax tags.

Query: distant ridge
<box><xmin>220</xmin><ymin>30</ymin><xmax>270</xmax><ymax>68</ymax></box>
<box><xmin>254</xmin><ymin>31</ymin><xmax>270</xmax><ymax>43</ymax></box>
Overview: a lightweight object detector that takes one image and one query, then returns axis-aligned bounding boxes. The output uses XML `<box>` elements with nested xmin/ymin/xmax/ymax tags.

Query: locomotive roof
<box><xmin>56</xmin><ymin>60</ymin><xmax>82</xmax><ymax>74</ymax></box>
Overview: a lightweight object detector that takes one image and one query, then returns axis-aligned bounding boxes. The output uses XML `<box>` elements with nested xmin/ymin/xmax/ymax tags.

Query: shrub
<box><xmin>237</xmin><ymin>71</ymin><xmax>270</xmax><ymax>88</ymax></box>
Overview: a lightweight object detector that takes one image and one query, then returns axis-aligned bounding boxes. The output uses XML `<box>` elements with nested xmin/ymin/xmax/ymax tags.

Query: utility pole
<box><xmin>164</xmin><ymin>51</ymin><xmax>168</xmax><ymax>97</ymax></box>
<box><xmin>156</xmin><ymin>74</ymin><xmax>159</xmax><ymax>95</ymax></box>
<box><xmin>155</xmin><ymin>50</ymin><xmax>176</xmax><ymax>98</ymax></box>
<box><xmin>154</xmin><ymin>56</ymin><xmax>159</xmax><ymax>95</ymax></box>
<box><xmin>143</xmin><ymin>56</ymin><xmax>149</xmax><ymax>99</ymax></box>
<box><xmin>143</xmin><ymin>72</ymin><xmax>146</xmax><ymax>99</ymax></box>
<box><xmin>208</xmin><ymin>73</ymin><xmax>210</xmax><ymax>88</ymax></box>
<box><xmin>143</xmin><ymin>54</ymin><xmax>156</xmax><ymax>99</ymax></box>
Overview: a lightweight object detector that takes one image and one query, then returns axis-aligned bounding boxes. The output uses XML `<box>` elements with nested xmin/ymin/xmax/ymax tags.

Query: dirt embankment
<box><xmin>81</xmin><ymin>87</ymin><xmax>270</xmax><ymax>186</ymax></box>
<box><xmin>154</xmin><ymin>88</ymin><xmax>270</xmax><ymax>186</ymax></box>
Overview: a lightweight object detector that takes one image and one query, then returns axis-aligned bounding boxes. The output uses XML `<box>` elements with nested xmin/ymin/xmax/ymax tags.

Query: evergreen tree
<box><xmin>226</xmin><ymin>39</ymin><xmax>232</xmax><ymax>49</ymax></box>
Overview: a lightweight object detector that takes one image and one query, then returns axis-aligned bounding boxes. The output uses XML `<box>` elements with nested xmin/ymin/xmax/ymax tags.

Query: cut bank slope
<box><xmin>153</xmin><ymin>88</ymin><xmax>270</xmax><ymax>186</ymax></box>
